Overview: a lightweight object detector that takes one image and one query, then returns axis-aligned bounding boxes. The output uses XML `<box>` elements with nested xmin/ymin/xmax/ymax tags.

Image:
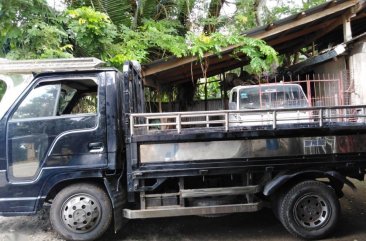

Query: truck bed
<box><xmin>126</xmin><ymin>105</ymin><xmax>366</xmax><ymax>187</ymax></box>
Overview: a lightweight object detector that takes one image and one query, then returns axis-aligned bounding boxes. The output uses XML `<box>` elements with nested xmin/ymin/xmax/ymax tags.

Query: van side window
<box><xmin>232</xmin><ymin>91</ymin><xmax>237</xmax><ymax>103</ymax></box>
<box><xmin>0</xmin><ymin>80</ymin><xmax>6</xmax><ymax>102</ymax></box>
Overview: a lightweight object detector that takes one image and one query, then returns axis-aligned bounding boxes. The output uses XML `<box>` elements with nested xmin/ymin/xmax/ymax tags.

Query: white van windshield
<box><xmin>0</xmin><ymin>80</ymin><xmax>6</xmax><ymax>102</ymax></box>
<box><xmin>239</xmin><ymin>85</ymin><xmax>308</xmax><ymax>109</ymax></box>
<box><xmin>0</xmin><ymin>74</ymin><xmax>33</xmax><ymax>120</ymax></box>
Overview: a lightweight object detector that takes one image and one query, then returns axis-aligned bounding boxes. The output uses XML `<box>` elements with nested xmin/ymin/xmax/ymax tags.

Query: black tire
<box><xmin>50</xmin><ymin>183</ymin><xmax>112</xmax><ymax>241</ymax></box>
<box><xmin>271</xmin><ymin>190</ymin><xmax>286</xmax><ymax>220</ymax></box>
<box><xmin>279</xmin><ymin>180</ymin><xmax>340</xmax><ymax>240</ymax></box>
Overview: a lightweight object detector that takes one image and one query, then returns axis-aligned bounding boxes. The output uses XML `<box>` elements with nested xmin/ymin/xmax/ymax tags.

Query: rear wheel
<box><xmin>50</xmin><ymin>183</ymin><xmax>112</xmax><ymax>241</ymax></box>
<box><xmin>279</xmin><ymin>180</ymin><xmax>340</xmax><ymax>240</ymax></box>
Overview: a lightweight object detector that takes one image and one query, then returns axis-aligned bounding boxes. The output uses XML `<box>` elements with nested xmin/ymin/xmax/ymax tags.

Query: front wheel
<box><xmin>279</xmin><ymin>180</ymin><xmax>340</xmax><ymax>240</ymax></box>
<box><xmin>50</xmin><ymin>183</ymin><xmax>112</xmax><ymax>241</ymax></box>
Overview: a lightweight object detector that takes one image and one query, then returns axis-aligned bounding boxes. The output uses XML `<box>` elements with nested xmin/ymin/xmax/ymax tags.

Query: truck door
<box><xmin>1</xmin><ymin>74</ymin><xmax>107</xmax><ymax>213</ymax></box>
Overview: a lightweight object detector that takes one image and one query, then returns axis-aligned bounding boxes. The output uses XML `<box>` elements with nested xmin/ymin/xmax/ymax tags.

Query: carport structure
<box><xmin>142</xmin><ymin>0</ymin><xmax>366</xmax><ymax>88</ymax></box>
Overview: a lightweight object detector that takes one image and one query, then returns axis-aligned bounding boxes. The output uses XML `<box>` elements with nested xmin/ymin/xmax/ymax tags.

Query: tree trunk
<box><xmin>254</xmin><ymin>0</ymin><xmax>266</xmax><ymax>26</ymax></box>
<box><xmin>203</xmin><ymin>0</ymin><xmax>226</xmax><ymax>34</ymax></box>
<box><xmin>178</xmin><ymin>0</ymin><xmax>195</xmax><ymax>33</ymax></box>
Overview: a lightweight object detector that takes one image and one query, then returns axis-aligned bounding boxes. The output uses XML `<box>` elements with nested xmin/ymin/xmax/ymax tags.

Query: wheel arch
<box><xmin>40</xmin><ymin>170</ymin><xmax>105</xmax><ymax>204</ymax></box>
<box><xmin>263</xmin><ymin>170</ymin><xmax>356</xmax><ymax>197</ymax></box>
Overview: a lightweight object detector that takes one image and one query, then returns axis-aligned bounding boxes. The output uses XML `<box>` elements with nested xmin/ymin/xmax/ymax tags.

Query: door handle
<box><xmin>88</xmin><ymin>142</ymin><xmax>104</xmax><ymax>153</ymax></box>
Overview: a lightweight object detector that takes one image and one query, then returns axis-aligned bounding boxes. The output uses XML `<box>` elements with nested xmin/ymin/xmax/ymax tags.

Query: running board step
<box><xmin>123</xmin><ymin>202</ymin><xmax>263</xmax><ymax>219</ymax></box>
<box><xmin>180</xmin><ymin>185</ymin><xmax>261</xmax><ymax>198</ymax></box>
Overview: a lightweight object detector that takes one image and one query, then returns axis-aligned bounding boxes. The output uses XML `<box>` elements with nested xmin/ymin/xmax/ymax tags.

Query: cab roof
<box><xmin>0</xmin><ymin>58</ymin><xmax>115</xmax><ymax>75</ymax></box>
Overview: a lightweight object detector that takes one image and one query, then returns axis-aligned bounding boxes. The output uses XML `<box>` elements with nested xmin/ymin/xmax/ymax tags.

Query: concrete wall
<box><xmin>349</xmin><ymin>39</ymin><xmax>366</xmax><ymax>105</ymax></box>
<box><xmin>312</xmin><ymin>56</ymin><xmax>347</xmax><ymax>78</ymax></box>
<box><xmin>311</xmin><ymin>38</ymin><xmax>366</xmax><ymax>105</ymax></box>
<box><xmin>310</xmin><ymin>56</ymin><xmax>347</xmax><ymax>106</ymax></box>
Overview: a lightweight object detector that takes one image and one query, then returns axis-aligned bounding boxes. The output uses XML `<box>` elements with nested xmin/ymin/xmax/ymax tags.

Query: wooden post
<box><xmin>220</xmin><ymin>73</ymin><xmax>224</xmax><ymax>109</ymax></box>
<box><xmin>205</xmin><ymin>78</ymin><xmax>208</xmax><ymax>111</ymax></box>
<box><xmin>223</xmin><ymin>72</ymin><xmax>228</xmax><ymax>110</ymax></box>
<box><xmin>158</xmin><ymin>85</ymin><xmax>162</xmax><ymax>113</ymax></box>
<box><xmin>342</xmin><ymin>15</ymin><xmax>352</xmax><ymax>42</ymax></box>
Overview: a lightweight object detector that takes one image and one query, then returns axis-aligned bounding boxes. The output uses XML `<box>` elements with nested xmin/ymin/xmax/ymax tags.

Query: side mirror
<box><xmin>229</xmin><ymin>102</ymin><xmax>237</xmax><ymax>110</ymax></box>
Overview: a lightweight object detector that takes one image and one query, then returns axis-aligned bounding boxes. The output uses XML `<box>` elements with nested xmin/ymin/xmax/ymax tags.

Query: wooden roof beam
<box><xmin>267</xmin><ymin>18</ymin><xmax>339</xmax><ymax>46</ymax></box>
<box><xmin>142</xmin><ymin>0</ymin><xmax>358</xmax><ymax>78</ymax></box>
<box><xmin>280</xmin><ymin>17</ymin><xmax>343</xmax><ymax>55</ymax></box>
<box><xmin>251</xmin><ymin>0</ymin><xmax>358</xmax><ymax>40</ymax></box>
<box><xmin>146</xmin><ymin>52</ymin><xmax>245</xmax><ymax>84</ymax></box>
<box><xmin>156</xmin><ymin>59</ymin><xmax>249</xmax><ymax>85</ymax></box>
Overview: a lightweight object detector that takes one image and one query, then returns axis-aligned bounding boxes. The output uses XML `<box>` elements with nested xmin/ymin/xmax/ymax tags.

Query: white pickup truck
<box><xmin>228</xmin><ymin>83</ymin><xmax>310</xmax><ymax>126</ymax></box>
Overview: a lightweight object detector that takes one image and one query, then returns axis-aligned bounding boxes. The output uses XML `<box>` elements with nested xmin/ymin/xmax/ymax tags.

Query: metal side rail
<box><xmin>130</xmin><ymin>105</ymin><xmax>366</xmax><ymax>135</ymax></box>
<box><xmin>123</xmin><ymin>202</ymin><xmax>263</xmax><ymax>219</ymax></box>
<box><xmin>180</xmin><ymin>185</ymin><xmax>261</xmax><ymax>198</ymax></box>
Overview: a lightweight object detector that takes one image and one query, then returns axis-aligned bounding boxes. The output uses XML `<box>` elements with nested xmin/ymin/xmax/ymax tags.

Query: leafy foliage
<box><xmin>0</xmin><ymin>0</ymin><xmax>72</xmax><ymax>59</ymax></box>
<box><xmin>0</xmin><ymin>0</ymin><xmax>328</xmax><ymax>104</ymax></box>
<box><xmin>67</xmin><ymin>7</ymin><xmax>117</xmax><ymax>58</ymax></box>
<box><xmin>106</xmin><ymin>19</ymin><xmax>277</xmax><ymax>74</ymax></box>
<box><xmin>109</xmin><ymin>20</ymin><xmax>187</xmax><ymax>64</ymax></box>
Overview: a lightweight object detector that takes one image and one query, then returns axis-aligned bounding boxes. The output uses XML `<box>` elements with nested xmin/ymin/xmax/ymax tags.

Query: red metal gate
<box><xmin>268</xmin><ymin>71</ymin><xmax>349</xmax><ymax>107</ymax></box>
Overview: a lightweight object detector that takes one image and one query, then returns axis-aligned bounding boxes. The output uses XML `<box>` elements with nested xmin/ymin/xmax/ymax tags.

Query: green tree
<box><xmin>0</xmin><ymin>0</ymin><xmax>72</xmax><ymax>59</ymax></box>
<box><xmin>67</xmin><ymin>7</ymin><xmax>117</xmax><ymax>58</ymax></box>
<box><xmin>0</xmin><ymin>0</ymin><xmax>328</xmax><ymax>105</ymax></box>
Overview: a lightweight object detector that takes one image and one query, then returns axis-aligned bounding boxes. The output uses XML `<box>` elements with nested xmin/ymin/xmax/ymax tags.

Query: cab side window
<box><xmin>58</xmin><ymin>79</ymin><xmax>98</xmax><ymax>115</ymax></box>
<box><xmin>12</xmin><ymin>79</ymin><xmax>98</xmax><ymax>120</ymax></box>
<box><xmin>70</xmin><ymin>93</ymin><xmax>98</xmax><ymax>114</ymax></box>
<box><xmin>12</xmin><ymin>84</ymin><xmax>60</xmax><ymax>119</ymax></box>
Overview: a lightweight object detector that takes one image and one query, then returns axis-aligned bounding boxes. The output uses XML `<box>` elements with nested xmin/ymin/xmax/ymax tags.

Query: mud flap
<box><xmin>104</xmin><ymin>177</ymin><xmax>127</xmax><ymax>233</ymax></box>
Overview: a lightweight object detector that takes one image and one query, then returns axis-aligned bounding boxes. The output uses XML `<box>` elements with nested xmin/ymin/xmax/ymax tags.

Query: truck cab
<box><xmin>0</xmin><ymin>59</ymin><xmax>144</xmax><ymax>239</ymax></box>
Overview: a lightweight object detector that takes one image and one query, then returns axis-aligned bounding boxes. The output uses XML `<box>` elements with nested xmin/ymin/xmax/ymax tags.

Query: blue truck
<box><xmin>0</xmin><ymin>58</ymin><xmax>365</xmax><ymax>241</ymax></box>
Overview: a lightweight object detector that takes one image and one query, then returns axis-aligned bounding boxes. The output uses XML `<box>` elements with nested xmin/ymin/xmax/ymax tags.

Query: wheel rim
<box><xmin>294</xmin><ymin>194</ymin><xmax>331</xmax><ymax>229</ymax></box>
<box><xmin>61</xmin><ymin>194</ymin><xmax>102</xmax><ymax>233</ymax></box>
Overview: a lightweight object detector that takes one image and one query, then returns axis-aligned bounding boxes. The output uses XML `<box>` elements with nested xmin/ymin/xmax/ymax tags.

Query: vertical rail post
<box><xmin>206</xmin><ymin>115</ymin><xmax>209</xmax><ymax>128</ymax></box>
<box><xmin>177</xmin><ymin>114</ymin><xmax>181</xmax><ymax>134</ymax></box>
<box><xmin>130</xmin><ymin>115</ymin><xmax>134</xmax><ymax>136</ymax></box>
<box><xmin>272</xmin><ymin>111</ymin><xmax>277</xmax><ymax>129</ymax></box>
<box><xmin>319</xmin><ymin>108</ymin><xmax>323</xmax><ymax>127</ymax></box>
<box><xmin>307</xmin><ymin>76</ymin><xmax>312</xmax><ymax>106</ymax></box>
<box><xmin>225</xmin><ymin>112</ymin><xmax>229</xmax><ymax>131</ymax></box>
<box><xmin>146</xmin><ymin>117</ymin><xmax>149</xmax><ymax>132</ymax></box>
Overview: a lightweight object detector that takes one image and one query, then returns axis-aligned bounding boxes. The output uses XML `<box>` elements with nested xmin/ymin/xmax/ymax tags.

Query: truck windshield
<box><xmin>0</xmin><ymin>74</ymin><xmax>33</xmax><ymax>120</ymax></box>
<box><xmin>239</xmin><ymin>85</ymin><xmax>308</xmax><ymax>109</ymax></box>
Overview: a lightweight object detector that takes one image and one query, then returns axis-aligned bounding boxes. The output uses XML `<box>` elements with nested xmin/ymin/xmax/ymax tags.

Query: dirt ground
<box><xmin>1</xmin><ymin>179</ymin><xmax>366</xmax><ymax>241</ymax></box>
